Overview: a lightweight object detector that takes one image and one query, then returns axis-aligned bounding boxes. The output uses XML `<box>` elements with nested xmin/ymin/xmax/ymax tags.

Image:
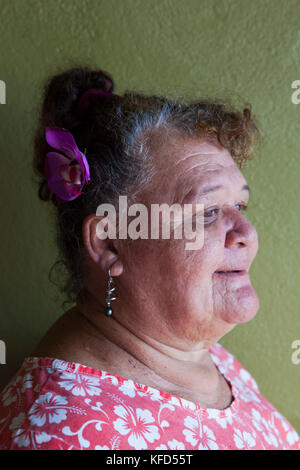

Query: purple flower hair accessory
<box><xmin>44</xmin><ymin>127</ymin><xmax>90</xmax><ymax>202</ymax></box>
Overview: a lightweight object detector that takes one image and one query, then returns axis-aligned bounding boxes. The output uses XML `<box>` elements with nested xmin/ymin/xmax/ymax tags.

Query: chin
<box><xmin>220</xmin><ymin>285</ymin><xmax>260</xmax><ymax>325</ymax></box>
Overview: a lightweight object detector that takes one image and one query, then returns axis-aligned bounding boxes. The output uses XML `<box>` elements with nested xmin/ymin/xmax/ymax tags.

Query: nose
<box><xmin>224</xmin><ymin>207</ymin><xmax>258</xmax><ymax>252</ymax></box>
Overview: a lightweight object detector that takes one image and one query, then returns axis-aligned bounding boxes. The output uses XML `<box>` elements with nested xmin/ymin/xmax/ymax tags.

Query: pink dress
<box><xmin>0</xmin><ymin>342</ymin><xmax>299</xmax><ymax>450</ymax></box>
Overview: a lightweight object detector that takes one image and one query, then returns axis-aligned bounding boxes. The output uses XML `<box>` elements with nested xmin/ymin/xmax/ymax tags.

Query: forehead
<box><xmin>164</xmin><ymin>139</ymin><xmax>236</xmax><ymax>173</ymax></box>
<box><xmin>157</xmin><ymin>138</ymin><xmax>247</xmax><ymax>196</ymax></box>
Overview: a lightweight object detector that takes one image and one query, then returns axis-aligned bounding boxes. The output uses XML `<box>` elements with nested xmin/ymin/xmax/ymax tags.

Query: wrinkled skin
<box><xmin>33</xmin><ymin>137</ymin><xmax>260</xmax><ymax>408</ymax></box>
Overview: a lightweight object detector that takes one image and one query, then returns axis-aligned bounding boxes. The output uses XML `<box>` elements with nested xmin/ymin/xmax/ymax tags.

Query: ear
<box><xmin>82</xmin><ymin>214</ymin><xmax>123</xmax><ymax>277</ymax></box>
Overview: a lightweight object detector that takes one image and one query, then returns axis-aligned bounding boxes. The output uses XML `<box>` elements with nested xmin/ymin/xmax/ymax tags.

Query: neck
<box><xmin>76</xmin><ymin>289</ymin><xmax>221</xmax><ymax>398</ymax></box>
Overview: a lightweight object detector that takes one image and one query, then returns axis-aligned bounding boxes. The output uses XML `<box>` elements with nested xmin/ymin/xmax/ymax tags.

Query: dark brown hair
<box><xmin>33</xmin><ymin>64</ymin><xmax>261</xmax><ymax>307</ymax></box>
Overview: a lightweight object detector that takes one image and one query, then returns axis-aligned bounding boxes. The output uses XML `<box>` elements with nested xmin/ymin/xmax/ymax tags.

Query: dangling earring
<box><xmin>104</xmin><ymin>267</ymin><xmax>117</xmax><ymax>317</ymax></box>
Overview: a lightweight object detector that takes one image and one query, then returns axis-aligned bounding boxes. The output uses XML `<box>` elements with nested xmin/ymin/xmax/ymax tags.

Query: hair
<box><xmin>33</xmin><ymin>64</ymin><xmax>261</xmax><ymax>308</ymax></box>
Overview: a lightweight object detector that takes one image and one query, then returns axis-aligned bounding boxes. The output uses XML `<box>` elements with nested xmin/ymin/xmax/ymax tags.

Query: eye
<box><xmin>235</xmin><ymin>203</ymin><xmax>248</xmax><ymax>212</ymax></box>
<box><xmin>203</xmin><ymin>203</ymin><xmax>248</xmax><ymax>224</ymax></box>
<box><xmin>196</xmin><ymin>203</ymin><xmax>248</xmax><ymax>226</ymax></box>
<box><xmin>203</xmin><ymin>208</ymin><xmax>219</xmax><ymax>224</ymax></box>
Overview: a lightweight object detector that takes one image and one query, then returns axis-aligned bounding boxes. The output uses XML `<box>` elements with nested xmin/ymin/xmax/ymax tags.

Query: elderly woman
<box><xmin>0</xmin><ymin>66</ymin><xmax>299</xmax><ymax>451</ymax></box>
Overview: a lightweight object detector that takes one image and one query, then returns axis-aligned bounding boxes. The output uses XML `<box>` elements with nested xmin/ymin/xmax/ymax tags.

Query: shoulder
<box><xmin>0</xmin><ymin>356</ymin><xmax>118</xmax><ymax>449</ymax></box>
<box><xmin>0</xmin><ymin>355</ymin><xmax>167</xmax><ymax>450</ymax></box>
<box><xmin>30</xmin><ymin>307</ymin><xmax>103</xmax><ymax>366</ymax></box>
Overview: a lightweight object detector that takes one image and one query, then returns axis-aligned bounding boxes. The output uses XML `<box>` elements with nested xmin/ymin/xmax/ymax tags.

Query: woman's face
<box><xmin>117</xmin><ymin>137</ymin><xmax>259</xmax><ymax>348</ymax></box>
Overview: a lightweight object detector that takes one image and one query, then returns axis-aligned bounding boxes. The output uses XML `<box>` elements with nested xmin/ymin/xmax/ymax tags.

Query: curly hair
<box><xmin>33</xmin><ymin>63</ymin><xmax>261</xmax><ymax>308</ymax></box>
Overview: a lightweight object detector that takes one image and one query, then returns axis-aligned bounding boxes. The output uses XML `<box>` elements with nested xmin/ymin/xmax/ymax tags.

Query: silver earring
<box><xmin>104</xmin><ymin>267</ymin><xmax>117</xmax><ymax>317</ymax></box>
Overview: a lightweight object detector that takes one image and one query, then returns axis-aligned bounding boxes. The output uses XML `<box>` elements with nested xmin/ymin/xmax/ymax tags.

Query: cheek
<box><xmin>165</xmin><ymin>230</ymin><xmax>224</xmax><ymax>290</ymax></box>
<box><xmin>179</xmin><ymin>232</ymin><xmax>226</xmax><ymax>311</ymax></box>
<box><xmin>123</xmin><ymin>230</ymin><xmax>225</xmax><ymax>311</ymax></box>
<box><xmin>173</xmin><ymin>238</ymin><xmax>223</xmax><ymax>308</ymax></box>
<box><xmin>194</xmin><ymin>229</ymin><xmax>225</xmax><ymax>274</ymax></box>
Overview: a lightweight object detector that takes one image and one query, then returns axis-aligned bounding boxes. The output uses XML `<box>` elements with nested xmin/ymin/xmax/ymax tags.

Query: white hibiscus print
<box><xmin>119</xmin><ymin>381</ymin><xmax>161</xmax><ymax>402</ymax></box>
<box><xmin>156</xmin><ymin>439</ymin><xmax>185</xmax><ymax>450</ymax></box>
<box><xmin>9</xmin><ymin>412</ymin><xmax>52</xmax><ymax>448</ymax></box>
<box><xmin>95</xmin><ymin>435</ymin><xmax>120</xmax><ymax>450</ymax></box>
<box><xmin>214</xmin><ymin>413</ymin><xmax>234</xmax><ymax>429</ymax></box>
<box><xmin>239</xmin><ymin>369</ymin><xmax>260</xmax><ymax>392</ymax></box>
<box><xmin>19</xmin><ymin>373</ymin><xmax>34</xmax><ymax>393</ymax></box>
<box><xmin>183</xmin><ymin>416</ymin><xmax>218</xmax><ymax>450</ymax></box>
<box><xmin>1</xmin><ymin>377</ymin><xmax>22</xmax><ymax>407</ymax></box>
<box><xmin>57</xmin><ymin>373</ymin><xmax>102</xmax><ymax>396</ymax></box>
<box><xmin>232</xmin><ymin>377</ymin><xmax>260</xmax><ymax>403</ymax></box>
<box><xmin>99</xmin><ymin>371</ymin><xmax>119</xmax><ymax>386</ymax></box>
<box><xmin>251</xmin><ymin>409</ymin><xmax>279</xmax><ymax>448</ymax></box>
<box><xmin>273</xmin><ymin>410</ymin><xmax>300</xmax><ymax>446</ymax></box>
<box><xmin>28</xmin><ymin>393</ymin><xmax>69</xmax><ymax>426</ymax></box>
<box><xmin>233</xmin><ymin>429</ymin><xmax>256</xmax><ymax>449</ymax></box>
<box><xmin>1</xmin><ymin>373</ymin><xmax>33</xmax><ymax>408</ymax></box>
<box><xmin>113</xmin><ymin>405</ymin><xmax>160</xmax><ymax>449</ymax></box>
<box><xmin>46</xmin><ymin>360</ymin><xmax>70</xmax><ymax>375</ymax></box>
<box><xmin>169</xmin><ymin>396</ymin><xmax>197</xmax><ymax>411</ymax></box>
<box><xmin>275</xmin><ymin>411</ymin><xmax>289</xmax><ymax>432</ymax></box>
<box><xmin>286</xmin><ymin>427</ymin><xmax>300</xmax><ymax>446</ymax></box>
<box><xmin>288</xmin><ymin>430</ymin><xmax>300</xmax><ymax>448</ymax></box>
<box><xmin>217</xmin><ymin>356</ymin><xmax>235</xmax><ymax>374</ymax></box>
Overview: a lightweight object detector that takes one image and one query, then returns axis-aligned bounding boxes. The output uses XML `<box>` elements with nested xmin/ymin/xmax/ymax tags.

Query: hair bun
<box><xmin>33</xmin><ymin>65</ymin><xmax>115</xmax><ymax>202</ymax></box>
<box><xmin>40</xmin><ymin>65</ymin><xmax>115</xmax><ymax>130</ymax></box>
<box><xmin>97</xmin><ymin>69</ymin><xmax>114</xmax><ymax>93</ymax></box>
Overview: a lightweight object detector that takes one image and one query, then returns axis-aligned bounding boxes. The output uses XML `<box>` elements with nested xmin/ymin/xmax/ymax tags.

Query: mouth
<box><xmin>214</xmin><ymin>270</ymin><xmax>248</xmax><ymax>277</ymax></box>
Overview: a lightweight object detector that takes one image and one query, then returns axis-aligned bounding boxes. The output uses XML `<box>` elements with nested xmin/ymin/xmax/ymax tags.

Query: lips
<box><xmin>215</xmin><ymin>270</ymin><xmax>242</xmax><ymax>273</ymax></box>
<box><xmin>214</xmin><ymin>270</ymin><xmax>248</xmax><ymax>277</ymax></box>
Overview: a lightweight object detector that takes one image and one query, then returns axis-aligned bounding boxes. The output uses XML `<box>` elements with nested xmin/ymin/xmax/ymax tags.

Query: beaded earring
<box><xmin>104</xmin><ymin>267</ymin><xmax>117</xmax><ymax>316</ymax></box>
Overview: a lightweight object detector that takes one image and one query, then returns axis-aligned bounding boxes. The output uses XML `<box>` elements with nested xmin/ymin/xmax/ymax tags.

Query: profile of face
<box><xmin>87</xmin><ymin>137</ymin><xmax>260</xmax><ymax>350</ymax></box>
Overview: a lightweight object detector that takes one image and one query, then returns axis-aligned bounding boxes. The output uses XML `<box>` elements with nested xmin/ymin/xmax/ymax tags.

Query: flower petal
<box><xmin>75</xmin><ymin>150</ymin><xmax>90</xmax><ymax>183</ymax></box>
<box><xmin>44</xmin><ymin>152</ymin><xmax>70</xmax><ymax>180</ymax></box>
<box><xmin>45</xmin><ymin>152</ymin><xmax>83</xmax><ymax>201</ymax></box>
<box><xmin>45</xmin><ymin>127</ymin><xmax>91</xmax><ymax>200</ymax></box>
<box><xmin>46</xmin><ymin>127</ymin><xmax>78</xmax><ymax>159</ymax></box>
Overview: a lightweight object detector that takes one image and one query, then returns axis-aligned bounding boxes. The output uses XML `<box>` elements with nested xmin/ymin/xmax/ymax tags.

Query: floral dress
<box><xmin>0</xmin><ymin>342</ymin><xmax>299</xmax><ymax>450</ymax></box>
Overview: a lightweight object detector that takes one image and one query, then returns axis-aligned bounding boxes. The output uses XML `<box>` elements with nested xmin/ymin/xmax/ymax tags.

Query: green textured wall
<box><xmin>0</xmin><ymin>0</ymin><xmax>299</xmax><ymax>433</ymax></box>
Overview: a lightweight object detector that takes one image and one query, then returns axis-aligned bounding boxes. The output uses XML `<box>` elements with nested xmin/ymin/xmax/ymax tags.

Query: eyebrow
<box><xmin>198</xmin><ymin>183</ymin><xmax>250</xmax><ymax>197</ymax></box>
<box><xmin>178</xmin><ymin>183</ymin><xmax>250</xmax><ymax>204</ymax></box>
